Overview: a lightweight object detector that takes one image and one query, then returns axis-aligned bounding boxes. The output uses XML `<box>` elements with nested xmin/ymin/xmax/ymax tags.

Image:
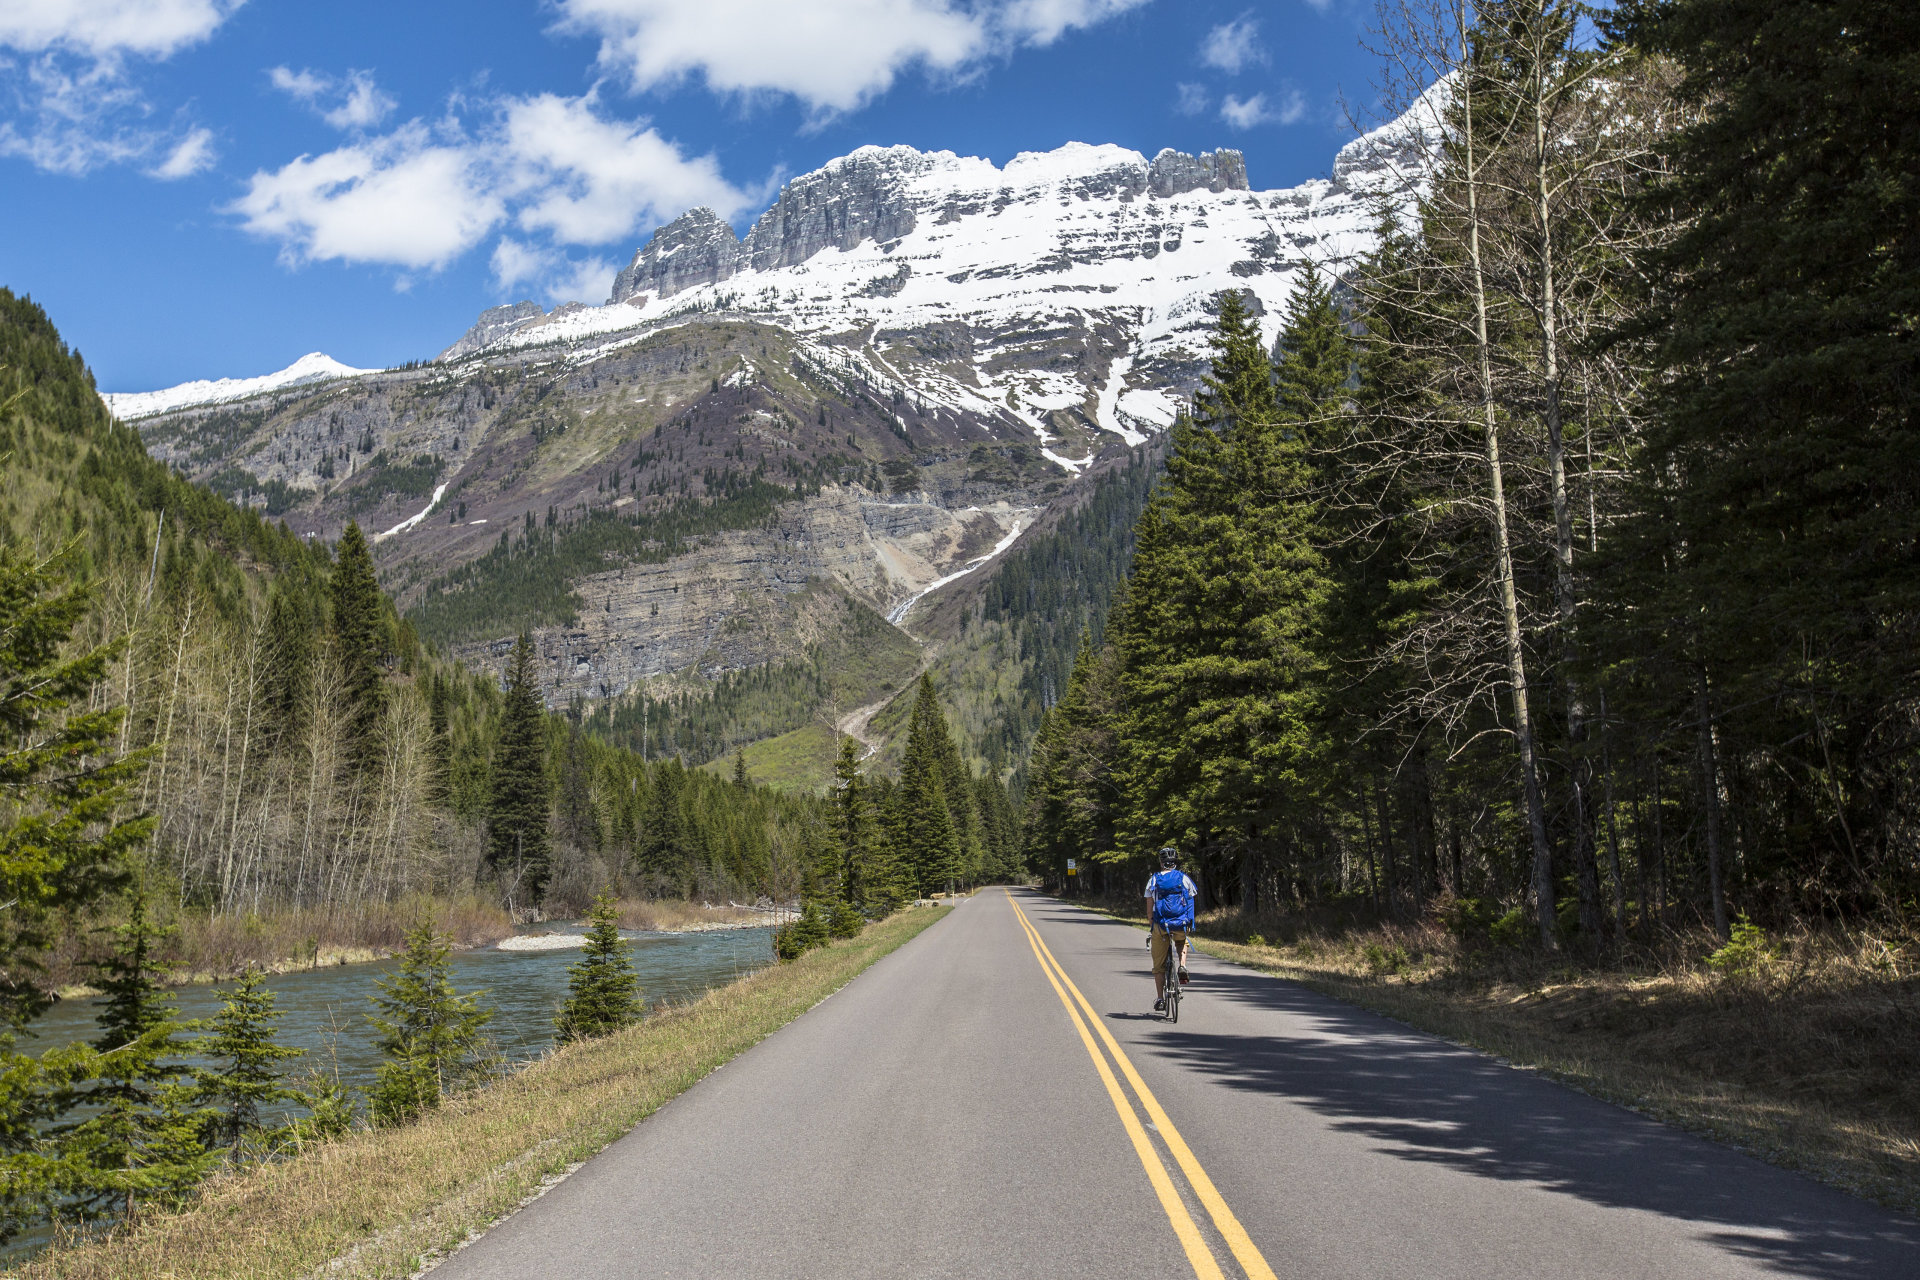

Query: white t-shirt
<box><xmin>1144</xmin><ymin>871</ymin><xmax>1198</xmax><ymax>917</ymax></box>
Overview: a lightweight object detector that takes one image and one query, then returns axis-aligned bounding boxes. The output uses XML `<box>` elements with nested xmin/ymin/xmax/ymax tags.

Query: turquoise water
<box><xmin>23</xmin><ymin>922</ymin><xmax>777</xmax><ymax>1106</ymax></box>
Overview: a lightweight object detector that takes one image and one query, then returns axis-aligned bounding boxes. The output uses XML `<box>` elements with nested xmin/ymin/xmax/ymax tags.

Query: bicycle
<box><xmin>1159</xmin><ymin>928</ymin><xmax>1183</xmax><ymax>1023</ymax></box>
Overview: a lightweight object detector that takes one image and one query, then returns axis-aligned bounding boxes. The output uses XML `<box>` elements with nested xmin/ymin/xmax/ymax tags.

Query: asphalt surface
<box><xmin>433</xmin><ymin>888</ymin><xmax>1919</xmax><ymax>1279</ymax></box>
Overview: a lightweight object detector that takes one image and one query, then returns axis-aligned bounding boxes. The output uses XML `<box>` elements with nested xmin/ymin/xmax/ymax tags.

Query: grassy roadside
<box><xmin>1067</xmin><ymin>897</ymin><xmax>1919</xmax><ymax>1219</ymax></box>
<box><xmin>13</xmin><ymin>905</ymin><xmax>950</xmax><ymax>1280</ymax></box>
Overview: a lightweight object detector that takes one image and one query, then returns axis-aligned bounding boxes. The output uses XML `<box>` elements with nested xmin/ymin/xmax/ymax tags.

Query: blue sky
<box><xmin>0</xmin><ymin>1</ymin><xmax>1384</xmax><ymax>392</ymax></box>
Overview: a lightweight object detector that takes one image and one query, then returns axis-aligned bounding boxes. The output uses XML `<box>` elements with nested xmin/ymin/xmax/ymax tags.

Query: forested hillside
<box><xmin>1025</xmin><ymin>0</ymin><xmax>1920</xmax><ymax>946</ymax></box>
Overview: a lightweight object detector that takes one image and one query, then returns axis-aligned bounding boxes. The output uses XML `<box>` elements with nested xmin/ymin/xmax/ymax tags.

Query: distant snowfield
<box><xmin>102</xmin><ymin>352</ymin><xmax>377</xmax><ymax>421</ymax></box>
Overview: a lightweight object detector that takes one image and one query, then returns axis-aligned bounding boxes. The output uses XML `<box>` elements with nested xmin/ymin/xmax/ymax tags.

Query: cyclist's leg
<box><xmin>1172</xmin><ymin>929</ymin><xmax>1190</xmax><ymax>981</ymax></box>
<box><xmin>1150</xmin><ymin>925</ymin><xmax>1169</xmax><ymax>1001</ymax></box>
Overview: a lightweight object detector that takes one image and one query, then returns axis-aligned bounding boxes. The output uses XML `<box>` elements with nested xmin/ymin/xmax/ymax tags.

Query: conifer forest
<box><xmin>1025</xmin><ymin>0</ymin><xmax>1919</xmax><ymax>949</ymax></box>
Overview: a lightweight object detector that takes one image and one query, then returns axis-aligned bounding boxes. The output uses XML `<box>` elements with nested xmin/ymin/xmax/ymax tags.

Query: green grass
<box><xmin>13</xmin><ymin>906</ymin><xmax>951</xmax><ymax>1280</ymax></box>
<box><xmin>699</xmin><ymin>723</ymin><xmax>843</xmax><ymax>793</ymax></box>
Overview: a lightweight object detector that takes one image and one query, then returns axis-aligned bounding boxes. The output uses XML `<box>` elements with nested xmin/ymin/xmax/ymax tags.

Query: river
<box><xmin>24</xmin><ymin>922</ymin><xmax>777</xmax><ymax>1105</ymax></box>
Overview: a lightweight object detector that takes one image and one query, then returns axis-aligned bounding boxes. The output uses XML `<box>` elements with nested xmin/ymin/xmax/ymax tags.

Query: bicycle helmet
<box><xmin>1158</xmin><ymin>846</ymin><xmax>1178</xmax><ymax>868</ymax></box>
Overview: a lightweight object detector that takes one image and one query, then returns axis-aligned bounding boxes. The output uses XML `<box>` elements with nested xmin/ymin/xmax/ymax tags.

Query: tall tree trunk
<box><xmin>1692</xmin><ymin>664</ymin><xmax>1730</xmax><ymax>938</ymax></box>
<box><xmin>1458</xmin><ymin>1</ymin><xmax>1556</xmax><ymax>946</ymax></box>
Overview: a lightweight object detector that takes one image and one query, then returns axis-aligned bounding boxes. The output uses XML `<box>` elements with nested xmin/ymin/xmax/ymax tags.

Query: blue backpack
<box><xmin>1150</xmin><ymin>868</ymin><xmax>1194</xmax><ymax>929</ymax></box>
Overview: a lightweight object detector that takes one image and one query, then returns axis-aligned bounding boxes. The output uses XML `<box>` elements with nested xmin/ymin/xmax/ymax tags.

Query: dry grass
<box><xmin>10</xmin><ymin>905</ymin><xmax>950</xmax><ymax>1280</ymax></box>
<box><xmin>1084</xmin><ymin>897</ymin><xmax>1920</xmax><ymax>1217</ymax></box>
<box><xmin>45</xmin><ymin>894</ymin><xmax>516</xmax><ymax>995</ymax></box>
<box><xmin>609</xmin><ymin>899</ymin><xmax>775</xmax><ymax>932</ymax></box>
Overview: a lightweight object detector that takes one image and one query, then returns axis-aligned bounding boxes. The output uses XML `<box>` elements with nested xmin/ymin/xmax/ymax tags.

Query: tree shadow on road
<box><xmin>1119</xmin><ymin>959</ymin><xmax>1919</xmax><ymax>1280</ymax></box>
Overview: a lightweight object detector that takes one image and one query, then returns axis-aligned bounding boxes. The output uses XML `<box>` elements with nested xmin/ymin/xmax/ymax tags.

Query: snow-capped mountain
<box><xmin>435</xmin><ymin>119</ymin><xmax>1414</xmax><ymax>462</ymax></box>
<box><xmin>114</xmin><ymin>106</ymin><xmax>1427</xmax><ymax>710</ymax></box>
<box><xmin>104</xmin><ymin>352</ymin><xmax>375</xmax><ymax>421</ymax></box>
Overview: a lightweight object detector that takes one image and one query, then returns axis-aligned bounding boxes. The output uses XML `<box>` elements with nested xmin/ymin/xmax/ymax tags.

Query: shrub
<box><xmin>827</xmin><ymin>898</ymin><xmax>864</xmax><ymax>939</ymax></box>
<box><xmin>1442</xmin><ymin>897</ymin><xmax>1500</xmax><ymax>946</ymax></box>
<box><xmin>1489</xmin><ymin>908</ymin><xmax>1533</xmax><ymax>949</ymax></box>
<box><xmin>1707</xmin><ymin>914</ymin><xmax>1780</xmax><ymax>978</ymax></box>
<box><xmin>1362</xmin><ymin>943</ymin><xmax>1411</xmax><ymax>976</ymax></box>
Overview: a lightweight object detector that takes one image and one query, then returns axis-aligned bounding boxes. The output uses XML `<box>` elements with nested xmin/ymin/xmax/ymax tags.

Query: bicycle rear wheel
<box><xmin>1164</xmin><ymin>957</ymin><xmax>1180</xmax><ymax>1022</ymax></box>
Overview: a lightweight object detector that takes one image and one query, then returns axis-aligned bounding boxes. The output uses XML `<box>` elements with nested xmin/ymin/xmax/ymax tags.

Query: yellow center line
<box><xmin>1011</xmin><ymin>896</ymin><xmax>1226</xmax><ymax>1280</ymax></box>
<box><xmin>1012</xmin><ymin>897</ymin><xmax>1280</xmax><ymax>1280</ymax></box>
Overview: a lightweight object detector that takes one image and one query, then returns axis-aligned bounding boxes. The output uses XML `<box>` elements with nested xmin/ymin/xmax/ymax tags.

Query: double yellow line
<box><xmin>1009</xmin><ymin>897</ymin><xmax>1277</xmax><ymax>1280</ymax></box>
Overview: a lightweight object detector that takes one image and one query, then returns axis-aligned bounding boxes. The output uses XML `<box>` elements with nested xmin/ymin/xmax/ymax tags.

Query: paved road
<box><xmin>435</xmin><ymin>888</ymin><xmax>1918</xmax><ymax>1279</ymax></box>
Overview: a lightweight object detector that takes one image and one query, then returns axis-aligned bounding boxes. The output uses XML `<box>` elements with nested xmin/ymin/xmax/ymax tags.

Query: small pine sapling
<box><xmin>555</xmin><ymin>891</ymin><xmax>643</xmax><ymax>1042</ymax></box>
<box><xmin>367</xmin><ymin>924</ymin><xmax>493</xmax><ymax>1127</ymax></box>
<box><xmin>192</xmin><ymin>966</ymin><xmax>304</xmax><ymax>1161</ymax></box>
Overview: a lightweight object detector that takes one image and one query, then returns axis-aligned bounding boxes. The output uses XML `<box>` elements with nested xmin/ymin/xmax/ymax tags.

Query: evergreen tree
<box><xmin>1120</xmin><ymin>285</ymin><xmax>1336</xmax><ymax>905</ymax></box>
<box><xmin>192</xmin><ymin>966</ymin><xmax>304</xmax><ymax>1159</ymax></box>
<box><xmin>427</xmin><ymin>672</ymin><xmax>452</xmax><ymax>805</ymax></box>
<box><xmin>732</xmin><ymin>749</ymin><xmax>749</xmax><ymax>789</ymax></box>
<box><xmin>0</xmin><ymin>543</ymin><xmax>148</xmax><ymax>1031</ymax></box>
<box><xmin>263</xmin><ymin>583</ymin><xmax>313</xmax><ymax>741</ymax></box>
<box><xmin>68</xmin><ymin>887</ymin><xmax>214</xmax><ymax>1221</ymax></box>
<box><xmin>774</xmin><ymin>899</ymin><xmax>830</xmax><ymax>960</ymax></box>
<box><xmin>367</xmin><ymin>924</ymin><xmax>493</xmax><ymax>1126</ymax></box>
<box><xmin>1612</xmin><ymin>0</ymin><xmax>1920</xmax><ymax>908</ymax></box>
<box><xmin>487</xmin><ymin>633</ymin><xmax>552</xmax><ymax>904</ymax></box>
<box><xmin>897</xmin><ymin>676</ymin><xmax>964</xmax><ymax>894</ymax></box>
<box><xmin>329</xmin><ymin>521</ymin><xmax>386</xmax><ymax>769</ymax></box>
<box><xmin>0</xmin><ymin>543</ymin><xmax>152</xmax><ymax>1236</ymax></box>
<box><xmin>555</xmin><ymin>891</ymin><xmax>642</xmax><ymax>1042</ymax></box>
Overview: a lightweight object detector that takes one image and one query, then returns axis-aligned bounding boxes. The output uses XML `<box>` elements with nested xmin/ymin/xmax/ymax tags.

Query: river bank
<box><xmin>11</xmin><ymin>905</ymin><xmax>950</xmax><ymax>1280</ymax></box>
<box><xmin>1070</xmin><ymin>894</ymin><xmax>1920</xmax><ymax>1218</ymax></box>
<box><xmin>44</xmin><ymin>896</ymin><xmax>785</xmax><ymax>996</ymax></box>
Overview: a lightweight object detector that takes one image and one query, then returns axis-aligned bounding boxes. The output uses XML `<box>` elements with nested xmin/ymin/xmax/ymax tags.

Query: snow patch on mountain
<box><xmin>104</xmin><ymin>352</ymin><xmax>377</xmax><ymax>421</ymax></box>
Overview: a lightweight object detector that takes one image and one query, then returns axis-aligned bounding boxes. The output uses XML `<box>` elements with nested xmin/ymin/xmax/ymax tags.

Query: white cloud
<box><xmin>230</xmin><ymin>122</ymin><xmax>503</xmax><ymax>270</ymax></box>
<box><xmin>492</xmin><ymin>238</ymin><xmax>616</xmax><ymax>305</ymax></box>
<box><xmin>0</xmin><ymin>2</ymin><xmax>238</xmax><ymax>177</ymax></box>
<box><xmin>0</xmin><ymin>0</ymin><xmax>242</xmax><ymax>59</ymax></box>
<box><xmin>1174</xmin><ymin>81</ymin><xmax>1208</xmax><ymax>117</ymax></box>
<box><xmin>232</xmin><ymin>95</ymin><xmax>749</xmax><ymax>276</ymax></box>
<box><xmin>149</xmin><ymin>125</ymin><xmax>215</xmax><ymax>177</ymax></box>
<box><xmin>0</xmin><ymin>52</ymin><xmax>150</xmax><ymax>173</ymax></box>
<box><xmin>1199</xmin><ymin>14</ymin><xmax>1264</xmax><ymax>75</ymax></box>
<box><xmin>555</xmin><ymin>0</ymin><xmax>1146</xmax><ymax>115</ymax></box>
<box><xmin>269</xmin><ymin>66</ymin><xmax>397</xmax><ymax>131</ymax></box>
<box><xmin>499</xmin><ymin>93</ymin><xmax>744</xmax><ymax>245</ymax></box>
<box><xmin>1220</xmin><ymin>89</ymin><xmax>1305</xmax><ymax>129</ymax></box>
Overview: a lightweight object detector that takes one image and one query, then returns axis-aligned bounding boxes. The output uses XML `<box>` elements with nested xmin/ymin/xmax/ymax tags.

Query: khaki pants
<box><xmin>1151</xmin><ymin>924</ymin><xmax>1188</xmax><ymax>971</ymax></box>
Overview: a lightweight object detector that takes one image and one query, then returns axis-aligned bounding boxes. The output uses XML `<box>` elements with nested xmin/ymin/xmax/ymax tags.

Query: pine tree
<box><xmin>0</xmin><ymin>543</ymin><xmax>149</xmax><ymax>1031</ymax></box>
<box><xmin>427</xmin><ymin>672</ymin><xmax>452</xmax><ymax>805</ymax></box>
<box><xmin>897</xmin><ymin>676</ymin><xmax>964</xmax><ymax>895</ymax></box>
<box><xmin>68</xmin><ymin>887</ymin><xmax>214</xmax><ymax>1221</ymax></box>
<box><xmin>1120</xmin><ymin>284</ymin><xmax>1334</xmax><ymax>904</ymax></box>
<box><xmin>555</xmin><ymin>891</ymin><xmax>642</xmax><ymax>1042</ymax></box>
<box><xmin>732</xmin><ymin>749</ymin><xmax>749</xmax><ymax>789</ymax></box>
<box><xmin>192</xmin><ymin>966</ymin><xmax>304</xmax><ymax>1159</ymax></box>
<box><xmin>0</xmin><ymin>543</ymin><xmax>153</xmax><ymax>1235</ymax></box>
<box><xmin>329</xmin><ymin>521</ymin><xmax>386</xmax><ymax>769</ymax></box>
<box><xmin>487</xmin><ymin>633</ymin><xmax>552</xmax><ymax>904</ymax></box>
<box><xmin>367</xmin><ymin>924</ymin><xmax>493</xmax><ymax>1126</ymax></box>
<box><xmin>262</xmin><ymin>584</ymin><xmax>312</xmax><ymax>741</ymax></box>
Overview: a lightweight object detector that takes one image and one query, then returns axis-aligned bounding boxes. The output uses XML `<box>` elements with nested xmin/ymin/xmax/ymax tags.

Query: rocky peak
<box><xmin>1147</xmin><ymin>148</ymin><xmax>1249</xmax><ymax>197</ymax></box>
<box><xmin>608</xmin><ymin>207</ymin><xmax>744</xmax><ymax>305</ymax></box>
<box><xmin>741</xmin><ymin>146</ymin><xmax>926</xmax><ymax>274</ymax></box>
<box><xmin>437</xmin><ymin>300</ymin><xmax>545</xmax><ymax>362</ymax></box>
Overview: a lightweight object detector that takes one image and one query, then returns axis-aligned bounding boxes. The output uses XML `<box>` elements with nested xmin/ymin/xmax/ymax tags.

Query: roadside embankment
<box><xmin>11</xmin><ymin>905</ymin><xmax>950</xmax><ymax>1280</ymax></box>
<box><xmin>1069</xmin><ymin>895</ymin><xmax>1920</xmax><ymax>1217</ymax></box>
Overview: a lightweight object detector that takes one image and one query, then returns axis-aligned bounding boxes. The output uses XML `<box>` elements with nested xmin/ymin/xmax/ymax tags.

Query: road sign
<box><xmin>1066</xmin><ymin>859</ymin><xmax>1076</xmax><ymax>869</ymax></box>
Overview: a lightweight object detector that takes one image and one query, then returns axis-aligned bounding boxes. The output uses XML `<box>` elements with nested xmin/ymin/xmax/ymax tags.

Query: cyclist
<box><xmin>1145</xmin><ymin>846</ymin><xmax>1197</xmax><ymax>1012</ymax></box>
